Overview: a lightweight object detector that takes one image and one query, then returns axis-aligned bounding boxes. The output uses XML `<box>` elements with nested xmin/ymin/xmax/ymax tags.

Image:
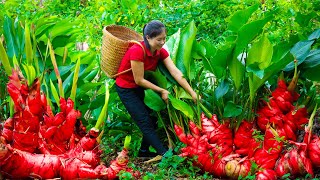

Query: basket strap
<box><xmin>111</xmin><ymin>40</ymin><xmax>146</xmax><ymax>78</ymax></box>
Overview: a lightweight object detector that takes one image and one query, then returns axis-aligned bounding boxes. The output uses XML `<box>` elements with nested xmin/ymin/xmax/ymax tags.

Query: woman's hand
<box><xmin>161</xmin><ymin>89</ymin><xmax>170</xmax><ymax>103</ymax></box>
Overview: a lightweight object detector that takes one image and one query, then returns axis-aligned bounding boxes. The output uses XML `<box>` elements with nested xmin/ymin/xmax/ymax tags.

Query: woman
<box><xmin>116</xmin><ymin>20</ymin><xmax>197</xmax><ymax>157</ymax></box>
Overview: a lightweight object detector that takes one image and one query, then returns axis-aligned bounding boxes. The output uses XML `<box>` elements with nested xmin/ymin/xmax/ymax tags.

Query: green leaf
<box><xmin>230</xmin><ymin>15</ymin><xmax>273</xmax><ymax>89</ymax></box>
<box><xmin>78</xmin><ymin>82</ymin><xmax>103</xmax><ymax>96</ymax></box>
<box><xmin>284</xmin><ymin>40</ymin><xmax>314</xmax><ymax>71</ymax></box>
<box><xmin>223</xmin><ymin>101</ymin><xmax>242</xmax><ymax>118</ymax></box>
<box><xmin>246</xmin><ymin>34</ymin><xmax>273</xmax><ymax>70</ymax></box>
<box><xmin>50</xmin><ymin>20</ymin><xmax>80</xmax><ymax>40</ymax></box>
<box><xmin>228</xmin><ymin>3</ymin><xmax>259</xmax><ymax>32</ymax></box>
<box><xmin>308</xmin><ymin>29</ymin><xmax>320</xmax><ymax>40</ymax></box>
<box><xmin>295</xmin><ymin>12</ymin><xmax>317</xmax><ymax>29</ymax></box>
<box><xmin>144</xmin><ymin>89</ymin><xmax>166</xmax><ymax>111</ymax></box>
<box><xmin>169</xmin><ymin>95</ymin><xmax>194</xmax><ymax>119</ymax></box>
<box><xmin>249</xmin><ymin>52</ymin><xmax>294</xmax><ymax>98</ymax></box>
<box><xmin>24</xmin><ymin>24</ymin><xmax>33</xmax><ymax>65</ymax></box>
<box><xmin>302</xmin><ymin>49</ymin><xmax>320</xmax><ymax>68</ymax></box>
<box><xmin>175</xmin><ymin>21</ymin><xmax>197</xmax><ymax>79</ymax></box>
<box><xmin>166</xmin><ymin>29</ymin><xmax>181</xmax><ymax>64</ymax></box>
<box><xmin>235</xmin><ymin>15</ymin><xmax>273</xmax><ymax>56</ymax></box>
<box><xmin>302</xmin><ymin>64</ymin><xmax>320</xmax><ymax>81</ymax></box>
<box><xmin>3</xmin><ymin>15</ymin><xmax>19</xmax><ymax>59</ymax></box>
<box><xmin>204</xmin><ymin>40</ymin><xmax>235</xmax><ymax>78</ymax></box>
<box><xmin>214</xmin><ymin>80</ymin><xmax>230</xmax><ymax>100</ymax></box>
<box><xmin>50</xmin><ymin>79</ymin><xmax>60</xmax><ymax>106</ymax></box>
<box><xmin>246</xmin><ymin>63</ymin><xmax>265</xmax><ymax>79</ymax></box>
<box><xmin>0</xmin><ymin>40</ymin><xmax>12</xmax><ymax>75</ymax></box>
<box><xmin>144</xmin><ymin>69</ymin><xmax>167</xmax><ymax>89</ymax></box>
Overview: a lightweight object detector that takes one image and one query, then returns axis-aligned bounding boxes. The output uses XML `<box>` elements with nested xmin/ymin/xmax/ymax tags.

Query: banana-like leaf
<box><xmin>223</xmin><ymin>101</ymin><xmax>242</xmax><ymax>118</ymax></box>
<box><xmin>166</xmin><ymin>29</ymin><xmax>181</xmax><ymax>64</ymax></box>
<box><xmin>3</xmin><ymin>15</ymin><xmax>19</xmax><ymax>59</ymax></box>
<box><xmin>230</xmin><ymin>15</ymin><xmax>273</xmax><ymax>89</ymax></box>
<box><xmin>228</xmin><ymin>3</ymin><xmax>259</xmax><ymax>32</ymax></box>
<box><xmin>145</xmin><ymin>69</ymin><xmax>167</xmax><ymax>89</ymax></box>
<box><xmin>246</xmin><ymin>34</ymin><xmax>273</xmax><ymax>69</ymax></box>
<box><xmin>169</xmin><ymin>94</ymin><xmax>194</xmax><ymax>119</ymax></box>
<box><xmin>249</xmin><ymin>52</ymin><xmax>294</xmax><ymax>98</ymax></box>
<box><xmin>144</xmin><ymin>89</ymin><xmax>166</xmax><ymax>111</ymax></box>
<box><xmin>283</xmin><ymin>40</ymin><xmax>314</xmax><ymax>71</ymax></box>
<box><xmin>207</xmin><ymin>41</ymin><xmax>235</xmax><ymax>79</ymax></box>
<box><xmin>302</xmin><ymin>49</ymin><xmax>320</xmax><ymax>68</ymax></box>
<box><xmin>199</xmin><ymin>40</ymin><xmax>216</xmax><ymax>74</ymax></box>
<box><xmin>175</xmin><ymin>21</ymin><xmax>197</xmax><ymax>79</ymax></box>
<box><xmin>214</xmin><ymin>79</ymin><xmax>230</xmax><ymax>100</ymax></box>
<box><xmin>308</xmin><ymin>29</ymin><xmax>320</xmax><ymax>40</ymax></box>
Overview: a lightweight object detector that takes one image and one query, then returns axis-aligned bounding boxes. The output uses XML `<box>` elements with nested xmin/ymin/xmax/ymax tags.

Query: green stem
<box><xmin>157</xmin><ymin>112</ymin><xmax>173</xmax><ymax>149</ymax></box>
<box><xmin>307</xmin><ymin>103</ymin><xmax>318</xmax><ymax>144</ymax></box>
<box><xmin>95</xmin><ymin>82</ymin><xmax>109</xmax><ymax>130</ymax></box>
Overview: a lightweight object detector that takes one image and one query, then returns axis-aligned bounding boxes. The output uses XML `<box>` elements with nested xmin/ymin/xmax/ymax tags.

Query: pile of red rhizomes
<box><xmin>174</xmin><ymin>78</ymin><xmax>320</xmax><ymax>179</ymax></box>
<box><xmin>0</xmin><ymin>70</ymin><xmax>139</xmax><ymax>179</ymax></box>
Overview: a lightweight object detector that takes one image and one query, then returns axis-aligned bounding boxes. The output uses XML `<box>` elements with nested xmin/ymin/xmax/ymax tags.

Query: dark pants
<box><xmin>116</xmin><ymin>85</ymin><xmax>167</xmax><ymax>155</ymax></box>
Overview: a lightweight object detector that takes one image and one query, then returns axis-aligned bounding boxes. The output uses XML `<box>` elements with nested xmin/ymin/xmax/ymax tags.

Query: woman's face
<box><xmin>147</xmin><ymin>30</ymin><xmax>166</xmax><ymax>51</ymax></box>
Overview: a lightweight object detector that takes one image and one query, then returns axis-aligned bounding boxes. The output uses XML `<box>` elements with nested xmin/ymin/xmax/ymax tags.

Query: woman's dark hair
<box><xmin>143</xmin><ymin>20</ymin><xmax>166</xmax><ymax>50</ymax></box>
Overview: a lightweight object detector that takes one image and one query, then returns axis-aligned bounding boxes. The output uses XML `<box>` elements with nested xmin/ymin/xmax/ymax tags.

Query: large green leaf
<box><xmin>308</xmin><ymin>29</ymin><xmax>320</xmax><ymax>40</ymax></box>
<box><xmin>230</xmin><ymin>15</ymin><xmax>273</xmax><ymax>89</ymax></box>
<box><xmin>246</xmin><ymin>34</ymin><xmax>273</xmax><ymax>70</ymax></box>
<box><xmin>223</xmin><ymin>101</ymin><xmax>242</xmax><ymax>118</ymax></box>
<box><xmin>3</xmin><ymin>15</ymin><xmax>19</xmax><ymax>59</ymax></box>
<box><xmin>228</xmin><ymin>3</ymin><xmax>259</xmax><ymax>32</ymax></box>
<box><xmin>200</xmin><ymin>40</ymin><xmax>216</xmax><ymax>74</ymax></box>
<box><xmin>302</xmin><ymin>49</ymin><xmax>320</xmax><ymax>68</ymax></box>
<box><xmin>249</xmin><ymin>52</ymin><xmax>294</xmax><ymax>97</ymax></box>
<box><xmin>145</xmin><ymin>69</ymin><xmax>168</xmax><ymax>89</ymax></box>
<box><xmin>78</xmin><ymin>82</ymin><xmax>103</xmax><ymax>96</ymax></box>
<box><xmin>235</xmin><ymin>15</ymin><xmax>273</xmax><ymax>56</ymax></box>
<box><xmin>284</xmin><ymin>40</ymin><xmax>314</xmax><ymax>71</ymax></box>
<box><xmin>175</xmin><ymin>21</ymin><xmax>197</xmax><ymax>79</ymax></box>
<box><xmin>165</xmin><ymin>28</ymin><xmax>181</xmax><ymax>64</ymax></box>
<box><xmin>214</xmin><ymin>79</ymin><xmax>230</xmax><ymax>100</ymax></box>
<box><xmin>205</xmin><ymin>40</ymin><xmax>235</xmax><ymax>78</ymax></box>
<box><xmin>24</xmin><ymin>24</ymin><xmax>33</xmax><ymax>65</ymax></box>
<box><xmin>50</xmin><ymin>20</ymin><xmax>80</xmax><ymax>40</ymax></box>
<box><xmin>144</xmin><ymin>89</ymin><xmax>166</xmax><ymax>111</ymax></box>
<box><xmin>302</xmin><ymin>64</ymin><xmax>320</xmax><ymax>81</ymax></box>
<box><xmin>169</xmin><ymin>95</ymin><xmax>194</xmax><ymax>119</ymax></box>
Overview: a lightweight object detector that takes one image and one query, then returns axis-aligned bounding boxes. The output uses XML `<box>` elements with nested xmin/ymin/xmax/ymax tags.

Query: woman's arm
<box><xmin>163</xmin><ymin>57</ymin><xmax>197</xmax><ymax>102</ymax></box>
<box><xmin>131</xmin><ymin>60</ymin><xmax>170</xmax><ymax>102</ymax></box>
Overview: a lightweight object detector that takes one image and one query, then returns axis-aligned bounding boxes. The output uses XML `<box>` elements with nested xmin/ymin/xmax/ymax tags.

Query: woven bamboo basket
<box><xmin>101</xmin><ymin>25</ymin><xmax>143</xmax><ymax>78</ymax></box>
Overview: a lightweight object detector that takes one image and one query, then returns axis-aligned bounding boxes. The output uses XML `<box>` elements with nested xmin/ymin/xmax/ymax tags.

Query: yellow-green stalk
<box><xmin>48</xmin><ymin>40</ymin><xmax>64</xmax><ymax>98</ymax></box>
<box><xmin>24</xmin><ymin>24</ymin><xmax>33</xmax><ymax>66</ymax></box>
<box><xmin>50</xmin><ymin>79</ymin><xmax>60</xmax><ymax>107</ymax></box>
<box><xmin>70</xmin><ymin>57</ymin><xmax>81</xmax><ymax>105</ymax></box>
<box><xmin>95</xmin><ymin>82</ymin><xmax>109</xmax><ymax>129</ymax></box>
<box><xmin>124</xmin><ymin>136</ymin><xmax>131</xmax><ymax>150</ymax></box>
<box><xmin>0</xmin><ymin>39</ymin><xmax>12</xmax><ymax>75</ymax></box>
